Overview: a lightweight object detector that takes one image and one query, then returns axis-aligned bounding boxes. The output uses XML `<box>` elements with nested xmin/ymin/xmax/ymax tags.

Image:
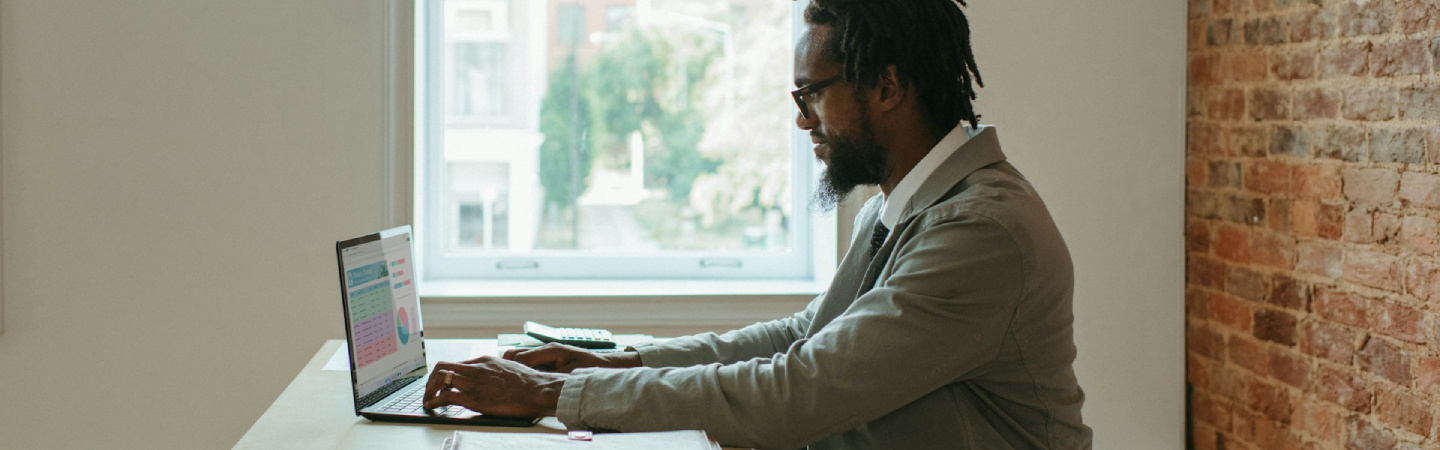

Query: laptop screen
<box><xmin>337</xmin><ymin>226</ymin><xmax>425</xmax><ymax>400</ymax></box>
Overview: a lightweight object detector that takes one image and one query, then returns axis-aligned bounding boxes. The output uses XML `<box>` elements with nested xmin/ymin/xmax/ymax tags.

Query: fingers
<box><xmin>422</xmin><ymin>365</ymin><xmax>451</xmax><ymax>407</ymax></box>
<box><xmin>508</xmin><ymin>344</ymin><xmax>579</xmax><ymax>370</ymax></box>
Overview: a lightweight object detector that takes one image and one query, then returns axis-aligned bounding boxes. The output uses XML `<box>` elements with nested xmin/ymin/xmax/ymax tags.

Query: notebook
<box><xmin>336</xmin><ymin>225</ymin><xmax>537</xmax><ymax>427</ymax></box>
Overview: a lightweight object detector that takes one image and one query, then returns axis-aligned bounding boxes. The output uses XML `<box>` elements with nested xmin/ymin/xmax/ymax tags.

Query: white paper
<box><xmin>450</xmin><ymin>430</ymin><xmax>716</xmax><ymax>450</ymax></box>
<box><xmin>322</xmin><ymin>344</ymin><xmax>350</xmax><ymax>371</ymax></box>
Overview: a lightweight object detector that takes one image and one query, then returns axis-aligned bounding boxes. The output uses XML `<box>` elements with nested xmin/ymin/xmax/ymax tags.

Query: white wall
<box><xmin>0</xmin><ymin>0</ymin><xmax>389</xmax><ymax>448</ymax></box>
<box><xmin>971</xmin><ymin>1</ymin><xmax>1186</xmax><ymax>448</ymax></box>
<box><xmin>0</xmin><ymin>0</ymin><xmax>1185</xmax><ymax>449</ymax></box>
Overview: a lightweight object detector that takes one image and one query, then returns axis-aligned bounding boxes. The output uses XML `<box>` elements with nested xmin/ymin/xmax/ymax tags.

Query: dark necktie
<box><xmin>868</xmin><ymin>222</ymin><xmax>890</xmax><ymax>258</ymax></box>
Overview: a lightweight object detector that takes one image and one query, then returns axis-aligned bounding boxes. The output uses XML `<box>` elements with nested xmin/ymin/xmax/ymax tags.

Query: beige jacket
<box><xmin>557</xmin><ymin>127</ymin><xmax>1093</xmax><ymax>449</ymax></box>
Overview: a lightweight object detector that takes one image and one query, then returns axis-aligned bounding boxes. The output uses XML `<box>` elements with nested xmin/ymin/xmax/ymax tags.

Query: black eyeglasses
<box><xmin>791</xmin><ymin>75</ymin><xmax>844</xmax><ymax>119</ymax></box>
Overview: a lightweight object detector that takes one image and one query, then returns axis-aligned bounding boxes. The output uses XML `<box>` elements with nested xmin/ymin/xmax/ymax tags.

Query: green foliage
<box><xmin>587</xmin><ymin>30</ymin><xmax>721</xmax><ymax>201</ymax></box>
<box><xmin>537</xmin><ymin>55</ymin><xmax>593</xmax><ymax>210</ymax></box>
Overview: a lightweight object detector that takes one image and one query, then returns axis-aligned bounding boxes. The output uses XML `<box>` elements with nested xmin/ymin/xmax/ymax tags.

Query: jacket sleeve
<box><xmin>556</xmin><ymin>213</ymin><xmax>1025</xmax><ymax>449</ymax></box>
<box><xmin>628</xmin><ymin>294</ymin><xmax>822</xmax><ymax>368</ymax></box>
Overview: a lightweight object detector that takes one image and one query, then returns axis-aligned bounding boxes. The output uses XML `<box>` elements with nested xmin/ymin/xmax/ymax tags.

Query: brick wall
<box><xmin>1187</xmin><ymin>0</ymin><xmax>1440</xmax><ymax>449</ymax></box>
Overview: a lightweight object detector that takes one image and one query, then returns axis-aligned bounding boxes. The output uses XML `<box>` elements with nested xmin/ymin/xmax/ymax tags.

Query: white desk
<box><xmin>238</xmin><ymin>339</ymin><xmax>742</xmax><ymax>449</ymax></box>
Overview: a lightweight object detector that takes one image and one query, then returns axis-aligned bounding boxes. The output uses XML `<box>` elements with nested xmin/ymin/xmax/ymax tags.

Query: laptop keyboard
<box><xmin>378</xmin><ymin>383</ymin><xmax>463</xmax><ymax>415</ymax></box>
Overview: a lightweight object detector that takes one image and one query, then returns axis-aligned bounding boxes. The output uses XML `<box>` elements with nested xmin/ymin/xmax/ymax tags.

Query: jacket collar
<box><xmin>892</xmin><ymin>126</ymin><xmax>1006</xmax><ymax>226</ymax></box>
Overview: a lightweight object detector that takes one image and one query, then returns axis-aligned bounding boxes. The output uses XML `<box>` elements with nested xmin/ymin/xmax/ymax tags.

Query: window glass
<box><xmin>424</xmin><ymin>0</ymin><xmax>810</xmax><ymax>279</ymax></box>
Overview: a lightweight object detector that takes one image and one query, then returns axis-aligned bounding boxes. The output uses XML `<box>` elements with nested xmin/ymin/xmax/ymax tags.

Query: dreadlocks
<box><xmin>804</xmin><ymin>0</ymin><xmax>983</xmax><ymax>136</ymax></box>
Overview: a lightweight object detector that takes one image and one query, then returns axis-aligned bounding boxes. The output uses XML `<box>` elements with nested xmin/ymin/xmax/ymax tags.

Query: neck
<box><xmin>878</xmin><ymin>132</ymin><xmax>942</xmax><ymax>196</ymax></box>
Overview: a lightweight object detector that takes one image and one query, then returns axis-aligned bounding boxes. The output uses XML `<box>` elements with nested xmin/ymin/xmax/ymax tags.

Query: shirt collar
<box><xmin>879</xmin><ymin>124</ymin><xmax>982</xmax><ymax>228</ymax></box>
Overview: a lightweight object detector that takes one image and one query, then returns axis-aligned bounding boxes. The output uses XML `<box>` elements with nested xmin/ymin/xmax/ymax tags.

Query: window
<box><xmin>418</xmin><ymin>0</ymin><xmax>827</xmax><ymax>281</ymax></box>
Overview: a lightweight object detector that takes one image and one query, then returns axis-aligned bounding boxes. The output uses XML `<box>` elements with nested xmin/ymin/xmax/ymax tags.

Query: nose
<box><xmin>796</xmin><ymin>108</ymin><xmax>815</xmax><ymax>131</ymax></box>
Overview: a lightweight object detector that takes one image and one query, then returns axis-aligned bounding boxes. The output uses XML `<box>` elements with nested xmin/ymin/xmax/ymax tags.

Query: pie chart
<box><xmin>397</xmin><ymin>307</ymin><xmax>411</xmax><ymax>345</ymax></box>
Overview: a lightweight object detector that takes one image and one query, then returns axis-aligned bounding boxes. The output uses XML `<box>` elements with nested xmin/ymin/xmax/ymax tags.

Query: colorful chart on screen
<box><xmin>397</xmin><ymin>307</ymin><xmax>411</xmax><ymax>345</ymax></box>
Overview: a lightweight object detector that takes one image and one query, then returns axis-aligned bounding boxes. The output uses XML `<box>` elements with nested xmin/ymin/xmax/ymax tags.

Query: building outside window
<box><xmin>420</xmin><ymin>0</ymin><xmax>820</xmax><ymax>281</ymax></box>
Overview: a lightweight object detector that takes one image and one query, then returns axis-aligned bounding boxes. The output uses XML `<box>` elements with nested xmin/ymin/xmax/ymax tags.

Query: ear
<box><xmin>872</xmin><ymin>64</ymin><xmax>906</xmax><ymax>113</ymax></box>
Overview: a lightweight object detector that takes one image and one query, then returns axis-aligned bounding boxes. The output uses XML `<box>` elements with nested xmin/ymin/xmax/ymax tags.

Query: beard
<box><xmin>810</xmin><ymin>118</ymin><xmax>889</xmax><ymax>212</ymax></box>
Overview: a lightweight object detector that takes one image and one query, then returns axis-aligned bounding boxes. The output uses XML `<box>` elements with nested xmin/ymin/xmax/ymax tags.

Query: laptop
<box><xmin>335</xmin><ymin>225</ymin><xmax>537</xmax><ymax>426</ymax></box>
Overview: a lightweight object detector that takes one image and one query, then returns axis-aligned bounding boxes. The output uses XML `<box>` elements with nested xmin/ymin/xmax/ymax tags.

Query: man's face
<box><xmin>794</xmin><ymin>26</ymin><xmax>889</xmax><ymax>212</ymax></box>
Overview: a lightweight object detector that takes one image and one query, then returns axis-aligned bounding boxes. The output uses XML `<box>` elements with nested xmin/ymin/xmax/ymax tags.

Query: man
<box><xmin>423</xmin><ymin>0</ymin><xmax>1092</xmax><ymax>448</ymax></box>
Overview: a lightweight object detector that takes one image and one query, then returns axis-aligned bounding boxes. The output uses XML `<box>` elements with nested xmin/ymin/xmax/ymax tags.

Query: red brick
<box><xmin>1370</xmin><ymin>128</ymin><xmax>1426</xmax><ymax>164</ymax></box>
<box><xmin>1192</xmin><ymin>391</ymin><xmax>1234</xmax><ymax>430</ymax></box>
<box><xmin>1230</xmin><ymin>51</ymin><xmax>1269</xmax><ymax>83</ymax></box>
<box><xmin>1236</xmin><ymin>412</ymin><xmax>1304</xmax><ymax>450</ymax></box>
<box><xmin>1343</xmin><ymin>87</ymin><xmax>1398</xmax><ymax>121</ymax></box>
<box><xmin>1399</xmin><ymin>84</ymin><xmax>1440</xmax><ymax>120</ymax></box>
<box><xmin>1401</xmin><ymin>215</ymin><xmax>1438</xmax><ymax>255</ymax></box>
<box><xmin>1231</xmin><ymin>335</ymin><xmax>1270</xmax><ymax>373</ymax></box>
<box><xmin>1251</xmin><ymin>89</ymin><xmax>1292</xmax><ymax>121</ymax></box>
<box><xmin>1429</xmin><ymin>128</ymin><xmax>1440</xmax><ymax>165</ymax></box>
<box><xmin>1316</xmin><ymin>203</ymin><xmax>1344</xmax><ymax>240</ymax></box>
<box><xmin>1244</xmin><ymin>16</ymin><xmax>1287</xmax><ymax>46</ymax></box>
<box><xmin>1244</xmin><ymin>160</ymin><xmax>1292</xmax><ymax>194</ymax></box>
<box><xmin>1191</xmin><ymin>255</ymin><xmax>1227</xmax><ymax>289</ymax></box>
<box><xmin>1208</xmin><ymin>160</ymin><xmax>1241</xmax><ymax>188</ymax></box>
<box><xmin>1317</xmin><ymin>125</ymin><xmax>1367</xmax><ymax>162</ymax></box>
<box><xmin>1189</xmin><ymin>354</ymin><xmax>1211</xmax><ymax>388</ymax></box>
<box><xmin>1247</xmin><ymin>380</ymin><xmax>1293</xmax><ymax>424</ymax></box>
<box><xmin>1289</xmin><ymin>9</ymin><xmax>1336</xmax><ymax>43</ymax></box>
<box><xmin>1192</xmin><ymin>424</ymin><xmax>1220</xmax><ymax>450</ymax></box>
<box><xmin>1187</xmin><ymin>158</ymin><xmax>1208</xmax><ymax>188</ymax></box>
<box><xmin>1416</xmin><ymin>357</ymin><xmax>1440</xmax><ymax>394</ymax></box>
<box><xmin>1290</xmin><ymin>163</ymin><xmax>1342</xmax><ymax>200</ymax></box>
<box><xmin>1189</xmin><ymin>122</ymin><xmax>1222</xmax><ymax>156</ymax></box>
<box><xmin>1221</xmin><ymin>195</ymin><xmax>1267</xmax><ymax>226</ymax></box>
<box><xmin>1251</xmin><ymin>231</ymin><xmax>1296</xmax><ymax>269</ymax></box>
<box><xmin>1206</xmin><ymin>18</ymin><xmax>1236</xmax><ymax>47</ymax></box>
<box><xmin>1254</xmin><ymin>308</ymin><xmax>1298</xmax><ymax>346</ymax></box>
<box><xmin>1314</xmin><ymin>365</ymin><xmax>1372</xmax><ymax>412</ymax></box>
<box><xmin>1358</xmin><ymin>337</ymin><xmax>1412</xmax><ymax>384</ymax></box>
<box><xmin>1346</xmin><ymin>208</ymin><xmax>1375</xmax><ymax>243</ymax></box>
<box><xmin>1300</xmin><ymin>319</ymin><xmax>1360</xmax><ymax>364</ymax></box>
<box><xmin>1296</xmin><ymin>241</ymin><xmax>1342</xmax><ymax>279</ymax></box>
<box><xmin>1268</xmin><ymin>346</ymin><xmax>1310</xmax><ymax>388</ymax></box>
<box><xmin>1271</xmin><ymin>49</ymin><xmax>1316</xmax><ymax>80</ymax></box>
<box><xmin>1267</xmin><ymin>274</ymin><xmax>1308</xmax><ymax>310</ymax></box>
<box><xmin>1188</xmin><ymin>220</ymin><xmax>1212</xmax><ymax>254</ymax></box>
<box><xmin>1347</xmin><ymin>418</ymin><xmax>1398</xmax><ymax>450</ymax></box>
<box><xmin>1230</xmin><ymin>126</ymin><xmax>1269</xmax><ymax>157</ymax></box>
<box><xmin>1191</xmin><ymin>54</ymin><xmax>1223</xmax><ymax>86</ymax></box>
<box><xmin>1369</xmin><ymin>299</ymin><xmax>1424</xmax><ymax>344</ymax></box>
<box><xmin>1292</xmin><ymin>202</ymin><xmax>1320</xmax><ymax>237</ymax></box>
<box><xmin>1404</xmin><ymin>259</ymin><xmax>1440</xmax><ymax>302</ymax></box>
<box><xmin>1216</xmin><ymin>225</ymin><xmax>1253</xmax><ymax>263</ymax></box>
<box><xmin>1320</xmin><ymin>42</ymin><xmax>1371</xmax><ymax>78</ymax></box>
<box><xmin>1210</xmin><ymin>292</ymin><xmax>1254</xmax><ymax>331</ymax></box>
<box><xmin>1295</xmin><ymin>88</ymin><xmax>1340</xmax><ymax>119</ymax></box>
<box><xmin>1226</xmin><ymin>266</ymin><xmax>1269</xmax><ymax>302</ymax></box>
<box><xmin>1267</xmin><ymin>199</ymin><xmax>1291</xmax><ymax>232</ymax></box>
<box><xmin>1314</xmin><ymin>288</ymin><xmax>1369</xmax><ymax>327</ymax></box>
<box><xmin>1343</xmin><ymin>250</ymin><xmax>1404</xmax><ymax>292</ymax></box>
<box><xmin>1192</xmin><ymin>324</ymin><xmax>1226</xmax><ymax>360</ymax></box>
<box><xmin>1188</xmin><ymin>288</ymin><xmax>1209</xmax><ymax>318</ymax></box>
<box><xmin>1342</xmin><ymin>167</ymin><xmax>1401</xmax><ymax>207</ymax></box>
<box><xmin>1270</xmin><ymin>125</ymin><xmax>1312</xmax><ymax>157</ymax></box>
<box><xmin>1207</xmin><ymin>89</ymin><xmax>1245</xmax><ymax>121</ymax></box>
<box><xmin>1398</xmin><ymin>0</ymin><xmax>1440</xmax><ymax>34</ymax></box>
<box><xmin>1374</xmin><ymin>387</ymin><xmax>1433</xmax><ymax>437</ymax></box>
<box><xmin>1339</xmin><ymin>0</ymin><xmax>1397</xmax><ymax>37</ymax></box>
<box><xmin>1370</xmin><ymin>39</ymin><xmax>1429</xmax><ymax>77</ymax></box>
<box><xmin>1372</xmin><ymin>212</ymin><xmax>1401</xmax><ymax>244</ymax></box>
<box><xmin>1399</xmin><ymin>171</ymin><xmax>1440</xmax><ymax>209</ymax></box>
<box><xmin>1293</xmin><ymin>400</ymin><xmax>1342</xmax><ymax>441</ymax></box>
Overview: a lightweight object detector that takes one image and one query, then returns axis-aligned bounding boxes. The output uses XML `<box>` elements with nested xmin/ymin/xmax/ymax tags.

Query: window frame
<box><xmin>403</xmin><ymin>0</ymin><xmax>840</xmax><ymax>287</ymax></box>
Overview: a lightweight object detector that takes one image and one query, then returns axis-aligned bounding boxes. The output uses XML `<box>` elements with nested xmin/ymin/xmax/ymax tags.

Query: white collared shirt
<box><xmin>879</xmin><ymin>124</ymin><xmax>988</xmax><ymax>229</ymax></box>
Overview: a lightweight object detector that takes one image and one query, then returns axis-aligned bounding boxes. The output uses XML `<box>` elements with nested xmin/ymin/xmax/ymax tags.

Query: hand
<box><xmin>503</xmin><ymin>343</ymin><xmax>643</xmax><ymax>373</ymax></box>
<box><xmin>422</xmin><ymin>355</ymin><xmax>567</xmax><ymax>418</ymax></box>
